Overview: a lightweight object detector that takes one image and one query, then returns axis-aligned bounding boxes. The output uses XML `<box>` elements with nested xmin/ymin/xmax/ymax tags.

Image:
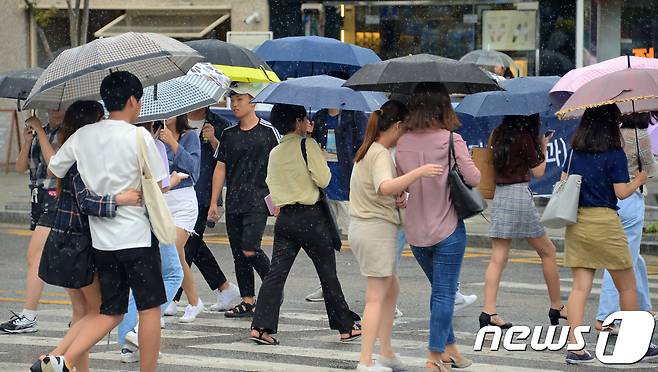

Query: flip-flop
<box><xmin>250</xmin><ymin>328</ymin><xmax>279</xmax><ymax>345</ymax></box>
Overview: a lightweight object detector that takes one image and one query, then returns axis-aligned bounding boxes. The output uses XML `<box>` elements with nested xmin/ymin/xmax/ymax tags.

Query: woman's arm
<box><xmin>15</xmin><ymin>127</ymin><xmax>33</xmax><ymax>173</ymax></box>
<box><xmin>170</xmin><ymin>132</ymin><xmax>201</xmax><ymax>184</ymax></box>
<box><xmin>72</xmin><ymin>171</ymin><xmax>142</xmax><ymax>217</ymax></box>
<box><xmin>27</xmin><ymin>117</ymin><xmax>58</xmax><ymax>165</ymax></box>
<box><xmin>379</xmin><ymin>164</ymin><xmax>442</xmax><ymax>196</ymax></box>
<box><xmin>614</xmin><ymin>170</ymin><xmax>648</xmax><ymax>199</ymax></box>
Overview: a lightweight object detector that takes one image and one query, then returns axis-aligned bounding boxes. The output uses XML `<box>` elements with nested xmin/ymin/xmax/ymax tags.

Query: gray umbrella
<box><xmin>24</xmin><ymin>32</ymin><xmax>203</xmax><ymax>110</ymax></box>
<box><xmin>0</xmin><ymin>67</ymin><xmax>44</xmax><ymax>101</ymax></box>
<box><xmin>460</xmin><ymin>49</ymin><xmax>516</xmax><ymax>70</ymax></box>
<box><xmin>343</xmin><ymin>54</ymin><xmax>500</xmax><ymax>94</ymax></box>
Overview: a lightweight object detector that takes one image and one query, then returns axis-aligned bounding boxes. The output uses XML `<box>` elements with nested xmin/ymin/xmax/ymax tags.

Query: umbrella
<box><xmin>251</xmin><ymin>75</ymin><xmax>387</xmax><ymax>112</ymax></box>
<box><xmin>253</xmin><ymin>36</ymin><xmax>381</xmax><ymax>79</ymax></box>
<box><xmin>550</xmin><ymin>56</ymin><xmax>658</xmax><ymax>104</ymax></box>
<box><xmin>137</xmin><ymin>63</ymin><xmax>230</xmax><ymax>123</ymax></box>
<box><xmin>0</xmin><ymin>67</ymin><xmax>44</xmax><ymax>101</ymax></box>
<box><xmin>343</xmin><ymin>54</ymin><xmax>500</xmax><ymax>94</ymax></box>
<box><xmin>556</xmin><ymin>68</ymin><xmax>658</xmax><ymax>120</ymax></box>
<box><xmin>455</xmin><ymin>76</ymin><xmax>560</xmax><ymax>117</ymax></box>
<box><xmin>184</xmin><ymin>39</ymin><xmax>279</xmax><ymax>83</ymax></box>
<box><xmin>460</xmin><ymin>49</ymin><xmax>517</xmax><ymax>75</ymax></box>
<box><xmin>24</xmin><ymin>32</ymin><xmax>203</xmax><ymax>110</ymax></box>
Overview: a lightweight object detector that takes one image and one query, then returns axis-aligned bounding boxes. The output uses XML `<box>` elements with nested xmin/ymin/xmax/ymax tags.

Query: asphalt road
<box><xmin>0</xmin><ymin>223</ymin><xmax>657</xmax><ymax>371</ymax></box>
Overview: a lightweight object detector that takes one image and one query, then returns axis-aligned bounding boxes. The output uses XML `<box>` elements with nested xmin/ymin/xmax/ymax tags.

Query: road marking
<box><xmin>35</xmin><ymin>321</ymin><xmax>231</xmax><ymax>340</ymax></box>
<box><xmin>0</xmin><ymin>289</ymin><xmax>68</xmax><ymax>297</ymax></box>
<box><xmin>470</xmin><ymin>281</ymin><xmax>658</xmax><ymax>299</ymax></box>
<box><xmin>0</xmin><ymin>297</ymin><xmax>71</xmax><ymax>305</ymax></box>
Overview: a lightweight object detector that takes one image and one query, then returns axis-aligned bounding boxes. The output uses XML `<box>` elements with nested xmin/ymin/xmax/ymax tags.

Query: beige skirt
<box><xmin>348</xmin><ymin>216</ymin><xmax>399</xmax><ymax>277</ymax></box>
<box><xmin>564</xmin><ymin>207</ymin><xmax>632</xmax><ymax>270</ymax></box>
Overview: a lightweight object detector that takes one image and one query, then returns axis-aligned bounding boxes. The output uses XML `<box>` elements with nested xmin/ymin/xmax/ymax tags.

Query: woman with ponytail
<box><xmin>349</xmin><ymin>100</ymin><xmax>442</xmax><ymax>372</ymax></box>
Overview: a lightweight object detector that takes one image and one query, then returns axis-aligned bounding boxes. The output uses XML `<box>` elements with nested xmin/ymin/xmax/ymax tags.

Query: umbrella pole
<box><xmin>635</xmin><ymin>126</ymin><xmax>644</xmax><ymax>193</ymax></box>
<box><xmin>627</xmin><ymin>54</ymin><xmax>631</xmax><ymax>68</ymax></box>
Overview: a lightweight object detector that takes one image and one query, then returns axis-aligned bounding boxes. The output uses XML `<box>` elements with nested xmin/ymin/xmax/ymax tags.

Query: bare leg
<box><xmin>175</xmin><ymin>228</ymin><xmax>198</xmax><ymax>306</ymax></box>
<box><xmin>608</xmin><ymin>268</ymin><xmax>639</xmax><ymax>311</ymax></box>
<box><xmin>567</xmin><ymin>268</ymin><xmax>595</xmax><ymax>346</ymax></box>
<box><xmin>527</xmin><ymin>235</ymin><xmax>564</xmax><ymax>310</ymax></box>
<box><xmin>137</xmin><ymin>306</ymin><xmax>162</xmax><ymax>372</ymax></box>
<box><xmin>24</xmin><ymin>226</ymin><xmax>50</xmax><ymax>311</ymax></box>
<box><xmin>482</xmin><ymin>238</ymin><xmax>511</xmax><ymax>324</ymax></box>
<box><xmin>359</xmin><ymin>277</ymin><xmax>392</xmax><ymax>366</ymax></box>
<box><xmin>63</xmin><ymin>314</ymin><xmax>123</xmax><ymax>368</ymax></box>
<box><xmin>377</xmin><ymin>276</ymin><xmax>399</xmax><ymax>359</ymax></box>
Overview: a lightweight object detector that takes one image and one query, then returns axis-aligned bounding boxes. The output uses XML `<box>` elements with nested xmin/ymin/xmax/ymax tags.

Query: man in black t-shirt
<box><xmin>209</xmin><ymin>82</ymin><xmax>280</xmax><ymax>317</ymax></box>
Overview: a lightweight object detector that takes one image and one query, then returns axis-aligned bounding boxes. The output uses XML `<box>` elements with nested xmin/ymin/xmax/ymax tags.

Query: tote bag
<box><xmin>136</xmin><ymin>129</ymin><xmax>177</xmax><ymax>245</ymax></box>
<box><xmin>540</xmin><ymin>150</ymin><xmax>581</xmax><ymax>228</ymax></box>
<box><xmin>448</xmin><ymin>132</ymin><xmax>487</xmax><ymax>219</ymax></box>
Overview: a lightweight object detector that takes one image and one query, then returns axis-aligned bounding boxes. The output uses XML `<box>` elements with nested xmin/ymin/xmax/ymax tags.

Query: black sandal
<box><xmin>340</xmin><ymin>323</ymin><xmax>362</xmax><ymax>343</ymax></box>
<box><xmin>224</xmin><ymin>301</ymin><xmax>255</xmax><ymax>318</ymax></box>
<box><xmin>250</xmin><ymin>328</ymin><xmax>279</xmax><ymax>345</ymax></box>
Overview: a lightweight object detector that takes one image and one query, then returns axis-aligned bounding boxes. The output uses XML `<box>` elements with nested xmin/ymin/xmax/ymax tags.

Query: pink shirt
<box><xmin>395</xmin><ymin>129</ymin><xmax>480</xmax><ymax>247</ymax></box>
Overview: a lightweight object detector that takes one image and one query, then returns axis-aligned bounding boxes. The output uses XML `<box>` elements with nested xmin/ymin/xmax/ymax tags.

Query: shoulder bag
<box><xmin>540</xmin><ymin>150</ymin><xmax>581</xmax><ymax>228</ymax></box>
<box><xmin>448</xmin><ymin>132</ymin><xmax>487</xmax><ymax>219</ymax></box>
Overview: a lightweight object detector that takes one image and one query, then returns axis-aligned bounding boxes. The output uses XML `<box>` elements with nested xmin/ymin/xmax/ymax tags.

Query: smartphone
<box><xmin>544</xmin><ymin>129</ymin><xmax>555</xmax><ymax>138</ymax></box>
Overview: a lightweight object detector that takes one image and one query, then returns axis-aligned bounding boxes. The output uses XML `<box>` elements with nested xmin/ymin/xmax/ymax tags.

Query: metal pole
<box><xmin>576</xmin><ymin>0</ymin><xmax>584</xmax><ymax>68</ymax></box>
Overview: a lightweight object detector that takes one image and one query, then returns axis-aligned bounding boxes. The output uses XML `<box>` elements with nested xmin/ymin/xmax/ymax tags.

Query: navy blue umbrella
<box><xmin>251</xmin><ymin>75</ymin><xmax>387</xmax><ymax>112</ymax></box>
<box><xmin>455</xmin><ymin>76</ymin><xmax>560</xmax><ymax>117</ymax></box>
<box><xmin>253</xmin><ymin>36</ymin><xmax>381</xmax><ymax>79</ymax></box>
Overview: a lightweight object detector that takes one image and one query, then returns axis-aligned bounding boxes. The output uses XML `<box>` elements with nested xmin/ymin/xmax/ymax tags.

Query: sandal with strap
<box><xmin>340</xmin><ymin>323</ymin><xmax>362</xmax><ymax>343</ymax></box>
<box><xmin>224</xmin><ymin>301</ymin><xmax>255</xmax><ymax>318</ymax></box>
<box><xmin>426</xmin><ymin>360</ymin><xmax>452</xmax><ymax>372</ymax></box>
<box><xmin>250</xmin><ymin>328</ymin><xmax>279</xmax><ymax>346</ymax></box>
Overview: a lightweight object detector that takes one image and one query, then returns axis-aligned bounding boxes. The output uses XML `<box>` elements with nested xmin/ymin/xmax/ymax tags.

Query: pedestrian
<box><xmin>305</xmin><ymin>107</ymin><xmax>366</xmax><ymax>302</ymax></box>
<box><xmin>168</xmin><ymin>106</ymin><xmax>240</xmax><ymax>316</ymax></box>
<box><xmin>595</xmin><ymin>112</ymin><xmax>658</xmax><ymax>332</ymax></box>
<box><xmin>30</xmin><ymin>100</ymin><xmax>143</xmax><ymax>372</ymax></box>
<box><xmin>1</xmin><ymin>110</ymin><xmax>63</xmax><ymax>334</ymax></box>
<box><xmin>349</xmin><ymin>100</ymin><xmax>441</xmax><ymax>372</ymax></box>
<box><xmin>561</xmin><ymin>104</ymin><xmax>657</xmax><ymax>364</ymax></box>
<box><xmin>395</xmin><ymin>84</ymin><xmax>479</xmax><ymax>371</ymax></box>
<box><xmin>117</xmin><ymin>120</ymin><xmax>185</xmax><ymax>364</ymax></box>
<box><xmin>42</xmin><ymin>71</ymin><xmax>168</xmax><ymax>372</ymax></box>
<box><xmin>248</xmin><ymin>103</ymin><xmax>362</xmax><ymax>345</ymax></box>
<box><xmin>480</xmin><ymin>115</ymin><xmax>567</xmax><ymax>329</ymax></box>
<box><xmin>209</xmin><ymin>82</ymin><xmax>278</xmax><ymax>318</ymax></box>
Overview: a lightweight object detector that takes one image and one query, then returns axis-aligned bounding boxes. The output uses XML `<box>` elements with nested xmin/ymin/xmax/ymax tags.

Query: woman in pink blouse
<box><xmin>395</xmin><ymin>85</ymin><xmax>480</xmax><ymax>372</ymax></box>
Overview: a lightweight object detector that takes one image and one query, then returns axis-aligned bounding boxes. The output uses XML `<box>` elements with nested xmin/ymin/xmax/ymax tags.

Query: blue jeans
<box><xmin>596</xmin><ymin>192</ymin><xmax>652</xmax><ymax>321</ymax></box>
<box><xmin>117</xmin><ymin>243</ymin><xmax>183</xmax><ymax>345</ymax></box>
<box><xmin>396</xmin><ymin>229</ymin><xmax>406</xmax><ymax>268</ymax></box>
<box><xmin>411</xmin><ymin>221</ymin><xmax>466</xmax><ymax>353</ymax></box>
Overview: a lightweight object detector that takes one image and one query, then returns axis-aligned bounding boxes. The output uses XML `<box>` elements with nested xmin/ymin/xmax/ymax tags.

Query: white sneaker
<box><xmin>120</xmin><ymin>345</ymin><xmax>139</xmax><ymax>363</ymax></box>
<box><xmin>394</xmin><ymin>306</ymin><xmax>403</xmax><ymax>319</ymax></box>
<box><xmin>160</xmin><ymin>317</ymin><xmax>165</xmax><ymax>329</ymax></box>
<box><xmin>305</xmin><ymin>286</ymin><xmax>324</xmax><ymax>302</ymax></box>
<box><xmin>210</xmin><ymin>283</ymin><xmax>241</xmax><ymax>312</ymax></box>
<box><xmin>376</xmin><ymin>353</ymin><xmax>406</xmax><ymax>371</ymax></box>
<box><xmin>164</xmin><ymin>301</ymin><xmax>178</xmax><ymax>316</ymax></box>
<box><xmin>356</xmin><ymin>360</ymin><xmax>392</xmax><ymax>372</ymax></box>
<box><xmin>179</xmin><ymin>299</ymin><xmax>204</xmax><ymax>323</ymax></box>
<box><xmin>125</xmin><ymin>328</ymin><xmax>139</xmax><ymax>348</ymax></box>
<box><xmin>454</xmin><ymin>291</ymin><xmax>477</xmax><ymax>312</ymax></box>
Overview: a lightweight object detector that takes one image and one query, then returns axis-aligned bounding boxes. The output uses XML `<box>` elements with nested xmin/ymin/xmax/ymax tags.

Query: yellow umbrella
<box><xmin>213</xmin><ymin>64</ymin><xmax>280</xmax><ymax>83</ymax></box>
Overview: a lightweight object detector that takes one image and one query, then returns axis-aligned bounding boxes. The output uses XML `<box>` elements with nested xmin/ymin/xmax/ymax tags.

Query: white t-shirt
<box><xmin>49</xmin><ymin>120</ymin><xmax>167</xmax><ymax>251</ymax></box>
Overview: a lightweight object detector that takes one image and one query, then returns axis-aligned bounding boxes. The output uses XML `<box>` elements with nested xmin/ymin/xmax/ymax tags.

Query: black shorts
<box><xmin>93</xmin><ymin>241</ymin><xmax>166</xmax><ymax>316</ymax></box>
<box><xmin>30</xmin><ymin>189</ymin><xmax>57</xmax><ymax>230</ymax></box>
<box><xmin>225</xmin><ymin>212</ymin><xmax>268</xmax><ymax>252</ymax></box>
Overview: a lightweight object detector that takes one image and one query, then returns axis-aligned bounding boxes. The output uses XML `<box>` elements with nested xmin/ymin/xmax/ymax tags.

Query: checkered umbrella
<box><xmin>137</xmin><ymin>64</ymin><xmax>230</xmax><ymax>123</ymax></box>
<box><xmin>23</xmin><ymin>32</ymin><xmax>203</xmax><ymax>110</ymax></box>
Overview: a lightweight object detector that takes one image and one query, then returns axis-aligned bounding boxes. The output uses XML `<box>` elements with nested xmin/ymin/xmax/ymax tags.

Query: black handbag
<box><xmin>448</xmin><ymin>132</ymin><xmax>487</xmax><ymax>219</ymax></box>
<box><xmin>39</xmin><ymin>229</ymin><xmax>94</xmax><ymax>289</ymax></box>
<box><xmin>301</xmin><ymin>138</ymin><xmax>343</xmax><ymax>252</ymax></box>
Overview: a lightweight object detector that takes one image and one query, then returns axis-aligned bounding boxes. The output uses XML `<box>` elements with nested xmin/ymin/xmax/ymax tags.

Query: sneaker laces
<box><xmin>6</xmin><ymin>310</ymin><xmax>24</xmax><ymax>325</ymax></box>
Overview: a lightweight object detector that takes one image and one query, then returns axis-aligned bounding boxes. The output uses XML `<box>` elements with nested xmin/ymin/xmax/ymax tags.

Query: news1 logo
<box><xmin>473</xmin><ymin>311</ymin><xmax>656</xmax><ymax>364</ymax></box>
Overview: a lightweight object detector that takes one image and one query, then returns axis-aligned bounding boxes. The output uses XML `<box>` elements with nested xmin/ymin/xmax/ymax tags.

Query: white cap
<box><xmin>229</xmin><ymin>82</ymin><xmax>268</xmax><ymax>98</ymax></box>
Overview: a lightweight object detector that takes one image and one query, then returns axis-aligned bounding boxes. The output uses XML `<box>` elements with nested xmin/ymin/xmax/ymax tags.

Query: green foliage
<box><xmin>644</xmin><ymin>221</ymin><xmax>658</xmax><ymax>234</ymax></box>
<box><xmin>34</xmin><ymin>7</ymin><xmax>59</xmax><ymax>28</ymax></box>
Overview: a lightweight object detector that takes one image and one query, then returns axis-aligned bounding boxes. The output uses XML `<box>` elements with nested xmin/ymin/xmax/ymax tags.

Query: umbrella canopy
<box><xmin>460</xmin><ymin>49</ymin><xmax>516</xmax><ymax>73</ymax></box>
<box><xmin>550</xmin><ymin>56</ymin><xmax>658</xmax><ymax>103</ymax></box>
<box><xmin>24</xmin><ymin>32</ymin><xmax>202</xmax><ymax>110</ymax></box>
<box><xmin>253</xmin><ymin>36</ymin><xmax>381</xmax><ymax>79</ymax></box>
<box><xmin>252</xmin><ymin>75</ymin><xmax>387</xmax><ymax>112</ymax></box>
<box><xmin>138</xmin><ymin>63</ymin><xmax>230</xmax><ymax>123</ymax></box>
<box><xmin>0</xmin><ymin>67</ymin><xmax>44</xmax><ymax>100</ymax></box>
<box><xmin>184</xmin><ymin>39</ymin><xmax>279</xmax><ymax>83</ymax></box>
<box><xmin>556</xmin><ymin>68</ymin><xmax>658</xmax><ymax>120</ymax></box>
<box><xmin>343</xmin><ymin>54</ymin><xmax>499</xmax><ymax>94</ymax></box>
<box><xmin>455</xmin><ymin>76</ymin><xmax>560</xmax><ymax>117</ymax></box>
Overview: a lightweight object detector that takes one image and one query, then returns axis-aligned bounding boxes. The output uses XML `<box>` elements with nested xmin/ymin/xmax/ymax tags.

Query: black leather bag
<box><xmin>39</xmin><ymin>229</ymin><xmax>94</xmax><ymax>289</ymax></box>
<box><xmin>448</xmin><ymin>132</ymin><xmax>487</xmax><ymax>219</ymax></box>
<box><xmin>301</xmin><ymin>138</ymin><xmax>343</xmax><ymax>252</ymax></box>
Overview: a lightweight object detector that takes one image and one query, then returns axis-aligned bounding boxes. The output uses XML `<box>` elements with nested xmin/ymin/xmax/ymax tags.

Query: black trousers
<box><xmin>174</xmin><ymin>204</ymin><xmax>228</xmax><ymax>302</ymax></box>
<box><xmin>251</xmin><ymin>203</ymin><xmax>356</xmax><ymax>334</ymax></box>
<box><xmin>225</xmin><ymin>211</ymin><xmax>271</xmax><ymax>298</ymax></box>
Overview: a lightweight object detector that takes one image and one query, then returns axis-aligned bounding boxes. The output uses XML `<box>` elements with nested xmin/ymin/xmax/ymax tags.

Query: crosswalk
<box><xmin>1</xmin><ymin>303</ymin><xmax>657</xmax><ymax>371</ymax></box>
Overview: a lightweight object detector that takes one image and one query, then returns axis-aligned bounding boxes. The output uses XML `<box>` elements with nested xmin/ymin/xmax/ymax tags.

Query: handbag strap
<box><xmin>635</xmin><ymin>127</ymin><xmax>644</xmax><ymax>193</ymax></box>
<box><xmin>135</xmin><ymin>129</ymin><xmax>153</xmax><ymax>181</ymax></box>
<box><xmin>566</xmin><ymin>149</ymin><xmax>574</xmax><ymax>175</ymax></box>
<box><xmin>448</xmin><ymin>131</ymin><xmax>457</xmax><ymax>171</ymax></box>
<box><xmin>301</xmin><ymin>137</ymin><xmax>308</xmax><ymax>166</ymax></box>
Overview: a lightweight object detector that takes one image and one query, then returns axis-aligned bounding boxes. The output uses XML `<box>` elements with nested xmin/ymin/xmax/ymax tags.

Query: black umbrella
<box><xmin>0</xmin><ymin>67</ymin><xmax>44</xmax><ymax>101</ymax></box>
<box><xmin>184</xmin><ymin>39</ymin><xmax>273</xmax><ymax>70</ymax></box>
<box><xmin>343</xmin><ymin>54</ymin><xmax>500</xmax><ymax>94</ymax></box>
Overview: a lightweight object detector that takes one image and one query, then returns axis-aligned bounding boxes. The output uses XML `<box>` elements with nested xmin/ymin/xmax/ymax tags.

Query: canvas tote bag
<box><xmin>136</xmin><ymin>129</ymin><xmax>177</xmax><ymax>245</ymax></box>
<box><xmin>540</xmin><ymin>150</ymin><xmax>581</xmax><ymax>228</ymax></box>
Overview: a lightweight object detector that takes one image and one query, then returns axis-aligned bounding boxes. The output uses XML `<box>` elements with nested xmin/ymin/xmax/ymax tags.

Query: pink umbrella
<box><xmin>556</xmin><ymin>68</ymin><xmax>658</xmax><ymax>120</ymax></box>
<box><xmin>550</xmin><ymin>56</ymin><xmax>658</xmax><ymax>99</ymax></box>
